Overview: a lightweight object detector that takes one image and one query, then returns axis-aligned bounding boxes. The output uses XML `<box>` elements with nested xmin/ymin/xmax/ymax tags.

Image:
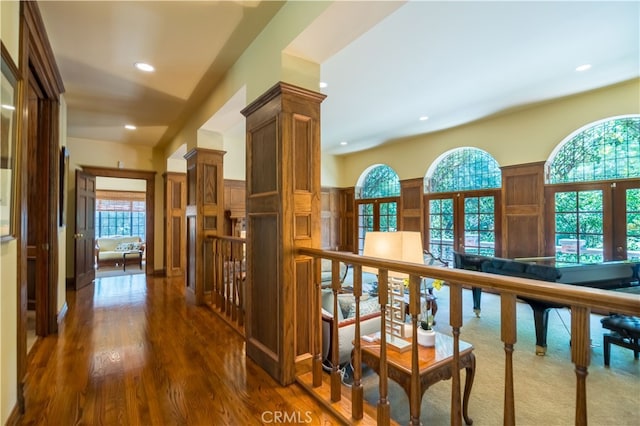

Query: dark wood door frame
<box><xmin>80</xmin><ymin>166</ymin><xmax>156</xmax><ymax>277</ymax></box>
<box><xmin>16</xmin><ymin>1</ymin><xmax>65</xmax><ymax>415</ymax></box>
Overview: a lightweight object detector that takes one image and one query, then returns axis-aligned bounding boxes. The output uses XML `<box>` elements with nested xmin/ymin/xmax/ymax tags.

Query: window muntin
<box><xmin>548</xmin><ymin>117</ymin><xmax>640</xmax><ymax>184</ymax></box>
<box><xmin>426</xmin><ymin>148</ymin><xmax>501</xmax><ymax>193</ymax></box>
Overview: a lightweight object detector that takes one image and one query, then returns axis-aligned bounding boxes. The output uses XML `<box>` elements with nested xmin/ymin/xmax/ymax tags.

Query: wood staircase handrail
<box><xmin>298</xmin><ymin>248</ymin><xmax>640</xmax><ymax>316</ymax></box>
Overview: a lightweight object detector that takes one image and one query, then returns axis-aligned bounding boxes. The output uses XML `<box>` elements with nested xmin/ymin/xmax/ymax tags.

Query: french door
<box><xmin>425</xmin><ymin>190</ymin><xmax>501</xmax><ymax>263</ymax></box>
<box><xmin>356</xmin><ymin>198</ymin><xmax>398</xmax><ymax>253</ymax></box>
<box><xmin>546</xmin><ymin>180</ymin><xmax>640</xmax><ymax>263</ymax></box>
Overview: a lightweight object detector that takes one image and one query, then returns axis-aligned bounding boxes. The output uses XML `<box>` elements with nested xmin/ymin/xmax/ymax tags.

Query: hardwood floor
<box><xmin>18</xmin><ymin>274</ymin><xmax>342</xmax><ymax>425</ymax></box>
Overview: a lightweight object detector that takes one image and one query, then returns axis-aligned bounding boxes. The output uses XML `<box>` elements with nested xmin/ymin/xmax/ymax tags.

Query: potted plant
<box><xmin>418</xmin><ymin>278</ymin><xmax>444</xmax><ymax>346</ymax></box>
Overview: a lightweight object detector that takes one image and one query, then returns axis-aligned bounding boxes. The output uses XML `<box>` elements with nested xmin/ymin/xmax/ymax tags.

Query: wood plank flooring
<box><xmin>17</xmin><ymin>274</ymin><xmax>342</xmax><ymax>425</ymax></box>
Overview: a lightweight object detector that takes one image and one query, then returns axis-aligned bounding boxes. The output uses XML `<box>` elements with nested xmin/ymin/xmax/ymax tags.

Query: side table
<box><xmin>360</xmin><ymin>331</ymin><xmax>475</xmax><ymax>425</ymax></box>
<box><xmin>122</xmin><ymin>250</ymin><xmax>143</xmax><ymax>271</ymax></box>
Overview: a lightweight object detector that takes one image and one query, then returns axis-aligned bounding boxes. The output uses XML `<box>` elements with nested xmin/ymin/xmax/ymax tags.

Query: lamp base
<box><xmin>387</xmin><ymin>335</ymin><xmax>412</xmax><ymax>352</ymax></box>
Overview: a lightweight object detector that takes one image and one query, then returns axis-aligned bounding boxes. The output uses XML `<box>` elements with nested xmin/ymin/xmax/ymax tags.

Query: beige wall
<box><xmin>162</xmin><ymin>1</ymin><xmax>329</xmax><ymax>163</ymax></box>
<box><xmin>337</xmin><ymin>78</ymin><xmax>640</xmax><ymax>186</ymax></box>
<box><xmin>0</xmin><ymin>1</ymin><xmax>21</xmax><ymax>422</ymax></box>
<box><xmin>66</xmin><ymin>137</ymin><xmax>162</xmax><ymax>271</ymax></box>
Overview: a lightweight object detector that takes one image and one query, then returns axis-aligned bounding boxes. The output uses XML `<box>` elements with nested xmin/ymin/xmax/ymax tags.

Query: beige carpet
<box><xmin>360</xmin><ymin>285</ymin><xmax>640</xmax><ymax>425</ymax></box>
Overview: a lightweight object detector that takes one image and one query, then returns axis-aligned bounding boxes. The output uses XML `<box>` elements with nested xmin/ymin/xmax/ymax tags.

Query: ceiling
<box><xmin>38</xmin><ymin>1</ymin><xmax>640</xmax><ymax>158</ymax></box>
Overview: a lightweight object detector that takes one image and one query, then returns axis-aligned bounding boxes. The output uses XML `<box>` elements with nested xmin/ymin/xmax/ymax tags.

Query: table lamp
<box><xmin>362</xmin><ymin>231</ymin><xmax>424</xmax><ymax>351</ymax></box>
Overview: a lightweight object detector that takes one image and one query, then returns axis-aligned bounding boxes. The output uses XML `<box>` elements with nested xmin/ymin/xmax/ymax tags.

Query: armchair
<box><xmin>321</xmin><ymin>289</ymin><xmax>381</xmax><ymax>366</ymax></box>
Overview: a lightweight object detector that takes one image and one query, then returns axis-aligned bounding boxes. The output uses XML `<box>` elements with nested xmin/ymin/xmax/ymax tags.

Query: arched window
<box><xmin>425</xmin><ymin>148</ymin><xmax>502</xmax><ymax>262</ymax></box>
<box><xmin>356</xmin><ymin>164</ymin><xmax>401</xmax><ymax>199</ymax></box>
<box><xmin>355</xmin><ymin>165</ymin><xmax>400</xmax><ymax>252</ymax></box>
<box><xmin>426</xmin><ymin>148</ymin><xmax>501</xmax><ymax>193</ymax></box>
<box><xmin>546</xmin><ymin>116</ymin><xmax>640</xmax><ymax>264</ymax></box>
<box><xmin>548</xmin><ymin>116</ymin><xmax>640</xmax><ymax>184</ymax></box>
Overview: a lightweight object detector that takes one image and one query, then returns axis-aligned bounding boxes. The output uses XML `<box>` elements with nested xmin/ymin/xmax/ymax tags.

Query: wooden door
<box><xmin>74</xmin><ymin>171</ymin><xmax>96</xmax><ymax>289</ymax></box>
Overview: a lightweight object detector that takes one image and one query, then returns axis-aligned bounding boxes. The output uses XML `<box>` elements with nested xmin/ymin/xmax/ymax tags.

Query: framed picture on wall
<box><xmin>59</xmin><ymin>146</ymin><xmax>69</xmax><ymax>226</ymax></box>
<box><xmin>1</xmin><ymin>42</ymin><xmax>19</xmax><ymax>241</ymax></box>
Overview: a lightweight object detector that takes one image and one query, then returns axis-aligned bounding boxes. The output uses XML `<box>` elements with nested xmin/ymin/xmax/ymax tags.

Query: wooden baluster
<box><xmin>238</xmin><ymin>241</ymin><xmax>247</xmax><ymax>327</ymax></box>
<box><xmin>408</xmin><ymin>274</ymin><xmax>421</xmax><ymax>426</ymax></box>
<box><xmin>377</xmin><ymin>270</ymin><xmax>390</xmax><ymax>425</ymax></box>
<box><xmin>215</xmin><ymin>239</ymin><xmax>223</xmax><ymax>308</ymax></box>
<box><xmin>231</xmin><ymin>240</ymin><xmax>239</xmax><ymax>322</ymax></box>
<box><xmin>448</xmin><ymin>282</ymin><xmax>464</xmax><ymax>426</ymax></box>
<box><xmin>224</xmin><ymin>240</ymin><xmax>233</xmax><ymax>318</ymax></box>
<box><xmin>331</xmin><ymin>259</ymin><xmax>342</xmax><ymax>402</ymax></box>
<box><xmin>352</xmin><ymin>264</ymin><xmax>363</xmax><ymax>420</ymax></box>
<box><xmin>500</xmin><ymin>292</ymin><xmax>517</xmax><ymax>426</ymax></box>
<box><xmin>313</xmin><ymin>257</ymin><xmax>323</xmax><ymax>387</ymax></box>
<box><xmin>571</xmin><ymin>306</ymin><xmax>590</xmax><ymax>426</ymax></box>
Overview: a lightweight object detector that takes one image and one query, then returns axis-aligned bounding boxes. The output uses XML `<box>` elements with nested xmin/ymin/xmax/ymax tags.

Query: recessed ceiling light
<box><xmin>575</xmin><ymin>64</ymin><xmax>591</xmax><ymax>72</ymax></box>
<box><xmin>340</xmin><ymin>141</ymin><xmax>348</xmax><ymax>146</ymax></box>
<box><xmin>124</xmin><ymin>124</ymin><xmax>137</xmax><ymax>130</ymax></box>
<box><xmin>319</xmin><ymin>81</ymin><xmax>328</xmax><ymax>89</ymax></box>
<box><xmin>1</xmin><ymin>104</ymin><xmax>15</xmax><ymax>111</ymax></box>
<box><xmin>134</xmin><ymin>62</ymin><xmax>155</xmax><ymax>72</ymax></box>
<box><xmin>419</xmin><ymin>116</ymin><xmax>429</xmax><ymax>121</ymax></box>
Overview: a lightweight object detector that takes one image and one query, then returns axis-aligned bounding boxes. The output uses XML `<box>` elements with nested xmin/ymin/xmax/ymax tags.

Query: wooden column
<box><xmin>501</xmin><ymin>162</ymin><xmax>546</xmax><ymax>258</ymax></box>
<box><xmin>164</xmin><ymin>172</ymin><xmax>186</xmax><ymax>277</ymax></box>
<box><xmin>241</xmin><ymin>82</ymin><xmax>325</xmax><ymax>385</ymax></box>
<box><xmin>184</xmin><ymin>148</ymin><xmax>225</xmax><ymax>304</ymax></box>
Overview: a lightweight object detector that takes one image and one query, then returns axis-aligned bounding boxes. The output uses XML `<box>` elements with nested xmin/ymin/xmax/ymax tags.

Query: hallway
<box><xmin>18</xmin><ymin>275</ymin><xmax>340</xmax><ymax>425</ymax></box>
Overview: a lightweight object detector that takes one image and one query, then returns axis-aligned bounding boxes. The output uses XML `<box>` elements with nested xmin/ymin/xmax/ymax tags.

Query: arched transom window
<box><xmin>426</xmin><ymin>148</ymin><xmax>501</xmax><ymax>193</ymax></box>
<box><xmin>548</xmin><ymin>116</ymin><xmax>640</xmax><ymax>184</ymax></box>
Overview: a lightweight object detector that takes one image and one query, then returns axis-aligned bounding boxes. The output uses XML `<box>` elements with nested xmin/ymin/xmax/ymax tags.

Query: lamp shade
<box><xmin>362</xmin><ymin>231</ymin><xmax>424</xmax><ymax>278</ymax></box>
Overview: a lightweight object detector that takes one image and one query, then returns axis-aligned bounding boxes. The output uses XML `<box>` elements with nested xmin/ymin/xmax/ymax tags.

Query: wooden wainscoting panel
<box><xmin>164</xmin><ymin>172</ymin><xmax>186</xmax><ymax>277</ymax></box>
<box><xmin>501</xmin><ymin>162</ymin><xmax>545</xmax><ymax>258</ymax></box>
<box><xmin>250</xmin><ymin>118</ymin><xmax>278</xmax><ymax>195</ymax></box>
<box><xmin>400</xmin><ymin>178</ymin><xmax>424</xmax><ymax>233</ymax></box>
<box><xmin>339</xmin><ymin>187</ymin><xmax>355</xmax><ymax>252</ymax></box>
<box><xmin>247</xmin><ymin>214</ymin><xmax>279</xmax><ymax>356</ymax></box>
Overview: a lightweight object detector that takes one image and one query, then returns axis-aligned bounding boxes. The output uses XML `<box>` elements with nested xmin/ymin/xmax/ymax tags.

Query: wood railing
<box><xmin>204</xmin><ymin>235</ymin><xmax>246</xmax><ymax>333</ymax></box>
<box><xmin>297</xmin><ymin>248</ymin><xmax>640</xmax><ymax>426</ymax></box>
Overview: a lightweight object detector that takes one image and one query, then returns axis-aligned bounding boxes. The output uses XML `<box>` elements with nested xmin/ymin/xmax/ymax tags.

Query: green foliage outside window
<box><xmin>554</xmin><ymin>191</ymin><xmax>604</xmax><ymax>264</ymax></box>
<box><xmin>357</xmin><ymin>165</ymin><xmax>400</xmax><ymax>199</ymax></box>
<box><xmin>549</xmin><ymin>117</ymin><xmax>640</xmax><ymax>184</ymax></box>
<box><xmin>550</xmin><ymin>116</ymin><xmax>640</xmax><ymax>264</ymax></box>
<box><xmin>427</xmin><ymin>148</ymin><xmax>501</xmax><ymax>193</ymax></box>
<box><xmin>626</xmin><ymin>189</ymin><xmax>640</xmax><ymax>261</ymax></box>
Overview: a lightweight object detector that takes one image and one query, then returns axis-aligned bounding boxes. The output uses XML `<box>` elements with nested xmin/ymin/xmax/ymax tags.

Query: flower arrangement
<box><xmin>404</xmin><ymin>278</ymin><xmax>444</xmax><ymax>331</ymax></box>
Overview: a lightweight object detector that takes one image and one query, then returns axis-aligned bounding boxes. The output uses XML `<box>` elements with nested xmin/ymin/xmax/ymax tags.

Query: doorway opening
<box><xmin>94</xmin><ymin>177</ymin><xmax>147</xmax><ymax>278</ymax></box>
<box><xmin>76</xmin><ymin>166</ymin><xmax>156</xmax><ymax>288</ymax></box>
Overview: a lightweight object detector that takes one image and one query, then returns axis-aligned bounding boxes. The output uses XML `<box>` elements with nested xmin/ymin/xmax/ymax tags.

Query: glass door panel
<box><xmin>626</xmin><ymin>188</ymin><xmax>640</xmax><ymax>261</ymax></box>
<box><xmin>464</xmin><ymin>196</ymin><xmax>495</xmax><ymax>257</ymax></box>
<box><xmin>428</xmin><ymin>198</ymin><xmax>454</xmax><ymax>262</ymax></box>
<box><xmin>554</xmin><ymin>190</ymin><xmax>604</xmax><ymax>264</ymax></box>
